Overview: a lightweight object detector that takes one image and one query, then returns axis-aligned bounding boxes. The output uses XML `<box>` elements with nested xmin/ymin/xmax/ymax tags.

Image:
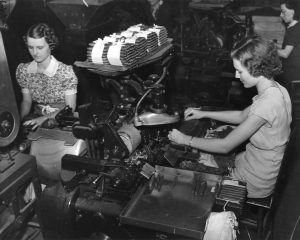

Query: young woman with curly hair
<box><xmin>16</xmin><ymin>23</ymin><xmax>78</xmax><ymax>129</ymax></box>
<box><xmin>168</xmin><ymin>36</ymin><xmax>292</xmax><ymax>198</ymax></box>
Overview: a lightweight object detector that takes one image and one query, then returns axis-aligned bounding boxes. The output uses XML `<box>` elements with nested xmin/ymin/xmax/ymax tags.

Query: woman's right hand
<box><xmin>184</xmin><ymin>107</ymin><xmax>205</xmax><ymax>121</ymax></box>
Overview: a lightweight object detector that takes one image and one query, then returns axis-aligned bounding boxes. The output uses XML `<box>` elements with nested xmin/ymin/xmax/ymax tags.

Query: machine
<box><xmin>0</xmin><ymin>1</ymin><xmax>42</xmax><ymax>239</ymax></box>
<box><xmin>39</xmin><ymin>49</ymin><xmax>186</xmax><ymax>238</ymax></box>
<box><xmin>0</xmin><ymin>1</ymin><xmax>240</xmax><ymax>239</ymax></box>
<box><xmin>39</xmin><ymin>33</ymin><xmax>241</xmax><ymax>238</ymax></box>
<box><xmin>0</xmin><ymin>0</ymin><xmax>19</xmax><ymax>150</ymax></box>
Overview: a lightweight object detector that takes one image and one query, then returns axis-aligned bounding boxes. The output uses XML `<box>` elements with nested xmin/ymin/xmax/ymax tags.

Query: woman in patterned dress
<box><xmin>16</xmin><ymin>23</ymin><xmax>78</xmax><ymax>129</ymax></box>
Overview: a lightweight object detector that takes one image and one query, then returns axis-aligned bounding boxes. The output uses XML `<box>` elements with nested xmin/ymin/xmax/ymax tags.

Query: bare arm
<box><xmin>65</xmin><ymin>92</ymin><xmax>77</xmax><ymax>112</ymax></box>
<box><xmin>203</xmin><ymin>106</ymin><xmax>250</xmax><ymax>125</ymax></box>
<box><xmin>169</xmin><ymin>114</ymin><xmax>266</xmax><ymax>154</ymax></box>
<box><xmin>185</xmin><ymin>106</ymin><xmax>250</xmax><ymax>125</ymax></box>
<box><xmin>20</xmin><ymin>91</ymin><xmax>32</xmax><ymax>120</ymax></box>
<box><xmin>277</xmin><ymin>45</ymin><xmax>294</xmax><ymax>59</ymax></box>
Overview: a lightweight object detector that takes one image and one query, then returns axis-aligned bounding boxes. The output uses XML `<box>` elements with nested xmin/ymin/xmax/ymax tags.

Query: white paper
<box><xmin>149</xmin><ymin>28</ymin><xmax>161</xmax><ymax>45</ymax></box>
<box><xmin>121</xmin><ymin>30</ymin><xmax>135</xmax><ymax>38</ymax></box>
<box><xmin>135</xmin><ymin>30</ymin><xmax>151</xmax><ymax>39</ymax></box>
<box><xmin>107</xmin><ymin>43</ymin><xmax>123</xmax><ymax>66</ymax></box>
<box><xmin>125</xmin><ymin>36</ymin><xmax>137</xmax><ymax>44</ymax></box>
<box><xmin>91</xmin><ymin>39</ymin><xmax>104</xmax><ymax>64</ymax></box>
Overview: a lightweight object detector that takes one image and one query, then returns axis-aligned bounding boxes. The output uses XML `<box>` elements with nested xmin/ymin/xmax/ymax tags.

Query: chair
<box><xmin>290</xmin><ymin>80</ymin><xmax>300</xmax><ymax>121</ymax></box>
<box><xmin>240</xmin><ymin>126</ymin><xmax>297</xmax><ymax>239</ymax></box>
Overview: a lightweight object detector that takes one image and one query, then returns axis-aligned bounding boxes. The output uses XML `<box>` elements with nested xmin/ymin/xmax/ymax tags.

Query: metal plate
<box><xmin>120</xmin><ymin>166</ymin><xmax>222</xmax><ymax>239</ymax></box>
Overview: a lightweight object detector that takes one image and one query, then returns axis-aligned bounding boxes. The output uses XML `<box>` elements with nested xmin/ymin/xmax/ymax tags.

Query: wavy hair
<box><xmin>280</xmin><ymin>0</ymin><xmax>300</xmax><ymax>20</ymax></box>
<box><xmin>230</xmin><ymin>35</ymin><xmax>282</xmax><ymax>79</ymax></box>
<box><xmin>23</xmin><ymin>23</ymin><xmax>59</xmax><ymax>50</ymax></box>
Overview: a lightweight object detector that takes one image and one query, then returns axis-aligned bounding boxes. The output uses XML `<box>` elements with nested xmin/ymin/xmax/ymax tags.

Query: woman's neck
<box><xmin>257</xmin><ymin>78</ymin><xmax>276</xmax><ymax>96</ymax></box>
<box><xmin>37</xmin><ymin>55</ymin><xmax>51</xmax><ymax>72</ymax></box>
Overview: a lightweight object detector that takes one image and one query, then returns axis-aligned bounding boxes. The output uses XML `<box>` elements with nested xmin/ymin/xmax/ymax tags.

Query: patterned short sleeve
<box><xmin>16</xmin><ymin>63</ymin><xmax>30</xmax><ymax>89</ymax></box>
<box><xmin>59</xmin><ymin>64</ymin><xmax>78</xmax><ymax>91</ymax></box>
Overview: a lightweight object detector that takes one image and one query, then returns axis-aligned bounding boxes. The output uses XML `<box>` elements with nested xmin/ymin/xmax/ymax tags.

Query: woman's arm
<box><xmin>20</xmin><ymin>91</ymin><xmax>32</xmax><ymax>120</ymax></box>
<box><xmin>277</xmin><ymin>45</ymin><xmax>294</xmax><ymax>58</ymax></box>
<box><xmin>203</xmin><ymin>106</ymin><xmax>251</xmax><ymax>124</ymax></box>
<box><xmin>65</xmin><ymin>92</ymin><xmax>77</xmax><ymax>112</ymax></box>
<box><xmin>169</xmin><ymin>114</ymin><xmax>266</xmax><ymax>154</ymax></box>
<box><xmin>185</xmin><ymin>106</ymin><xmax>250</xmax><ymax>124</ymax></box>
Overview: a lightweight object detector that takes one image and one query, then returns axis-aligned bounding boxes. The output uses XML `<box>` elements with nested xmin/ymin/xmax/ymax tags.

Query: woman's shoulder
<box><xmin>16</xmin><ymin>62</ymin><xmax>34</xmax><ymax>79</ymax></box>
<box><xmin>16</xmin><ymin>62</ymin><xmax>31</xmax><ymax>71</ymax></box>
<box><xmin>57</xmin><ymin>61</ymin><xmax>74</xmax><ymax>72</ymax></box>
<box><xmin>56</xmin><ymin>61</ymin><xmax>77</xmax><ymax>80</ymax></box>
<box><xmin>252</xmin><ymin>86</ymin><xmax>287</xmax><ymax>108</ymax></box>
<box><xmin>287</xmin><ymin>22</ymin><xmax>300</xmax><ymax>35</ymax></box>
<box><xmin>264</xmin><ymin>86</ymin><xmax>289</xmax><ymax>101</ymax></box>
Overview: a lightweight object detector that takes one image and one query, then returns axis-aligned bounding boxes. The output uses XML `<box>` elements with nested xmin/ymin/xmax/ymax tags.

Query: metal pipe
<box><xmin>133</xmin><ymin>66</ymin><xmax>168</xmax><ymax>126</ymax></box>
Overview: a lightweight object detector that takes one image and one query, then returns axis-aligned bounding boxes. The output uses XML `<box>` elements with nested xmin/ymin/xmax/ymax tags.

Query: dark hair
<box><xmin>280</xmin><ymin>0</ymin><xmax>300</xmax><ymax>20</ymax></box>
<box><xmin>231</xmin><ymin>35</ymin><xmax>282</xmax><ymax>79</ymax></box>
<box><xmin>23</xmin><ymin>23</ymin><xmax>59</xmax><ymax>50</ymax></box>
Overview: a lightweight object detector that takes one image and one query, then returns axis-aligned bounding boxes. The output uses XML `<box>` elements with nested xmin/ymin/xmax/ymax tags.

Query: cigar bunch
<box><xmin>87</xmin><ymin>23</ymin><xmax>168</xmax><ymax>67</ymax></box>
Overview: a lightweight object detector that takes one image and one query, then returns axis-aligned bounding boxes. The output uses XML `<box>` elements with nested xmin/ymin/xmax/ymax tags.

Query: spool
<box><xmin>118</xmin><ymin>124</ymin><xmax>141</xmax><ymax>154</ymax></box>
<box><xmin>0</xmin><ymin>32</ymin><xmax>20</xmax><ymax>147</ymax></box>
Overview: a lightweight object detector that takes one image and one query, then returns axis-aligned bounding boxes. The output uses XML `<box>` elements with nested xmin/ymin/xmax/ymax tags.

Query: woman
<box><xmin>277</xmin><ymin>0</ymin><xmax>300</xmax><ymax>90</ymax></box>
<box><xmin>116</xmin><ymin>0</ymin><xmax>179</xmax><ymax>37</ymax></box>
<box><xmin>168</xmin><ymin>36</ymin><xmax>292</xmax><ymax>198</ymax></box>
<box><xmin>143</xmin><ymin>0</ymin><xmax>179</xmax><ymax>38</ymax></box>
<box><xmin>16</xmin><ymin>23</ymin><xmax>78</xmax><ymax>129</ymax></box>
<box><xmin>147</xmin><ymin>0</ymin><xmax>165</xmax><ymax>20</ymax></box>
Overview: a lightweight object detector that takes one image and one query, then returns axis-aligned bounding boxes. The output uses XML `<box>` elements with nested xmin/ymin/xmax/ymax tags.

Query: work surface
<box><xmin>165</xmin><ymin>116</ymin><xmax>236</xmax><ymax>176</ymax></box>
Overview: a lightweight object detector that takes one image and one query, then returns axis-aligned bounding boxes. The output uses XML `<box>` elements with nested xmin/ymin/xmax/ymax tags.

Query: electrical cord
<box><xmin>289</xmin><ymin>213</ymin><xmax>300</xmax><ymax>240</ymax></box>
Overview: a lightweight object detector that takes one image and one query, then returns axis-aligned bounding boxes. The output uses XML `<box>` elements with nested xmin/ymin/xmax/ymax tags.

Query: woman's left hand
<box><xmin>168</xmin><ymin>129</ymin><xmax>189</xmax><ymax>145</ymax></box>
<box><xmin>23</xmin><ymin>116</ymin><xmax>47</xmax><ymax>130</ymax></box>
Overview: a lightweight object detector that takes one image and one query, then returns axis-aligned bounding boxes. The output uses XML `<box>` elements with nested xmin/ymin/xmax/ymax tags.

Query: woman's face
<box><xmin>233</xmin><ymin>58</ymin><xmax>258</xmax><ymax>88</ymax></box>
<box><xmin>147</xmin><ymin>0</ymin><xmax>161</xmax><ymax>7</ymax></box>
<box><xmin>280</xmin><ymin>4</ymin><xmax>295</xmax><ymax>24</ymax></box>
<box><xmin>26</xmin><ymin>37</ymin><xmax>51</xmax><ymax>63</ymax></box>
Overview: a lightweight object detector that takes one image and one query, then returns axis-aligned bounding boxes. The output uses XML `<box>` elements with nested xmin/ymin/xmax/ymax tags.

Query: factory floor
<box><xmin>13</xmin><ymin>221</ymin><xmax>260</xmax><ymax>240</ymax></box>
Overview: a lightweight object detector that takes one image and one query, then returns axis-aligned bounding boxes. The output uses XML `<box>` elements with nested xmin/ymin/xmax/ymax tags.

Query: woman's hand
<box><xmin>184</xmin><ymin>107</ymin><xmax>205</xmax><ymax>121</ymax></box>
<box><xmin>168</xmin><ymin>129</ymin><xmax>189</xmax><ymax>145</ymax></box>
<box><xmin>23</xmin><ymin>116</ymin><xmax>47</xmax><ymax>130</ymax></box>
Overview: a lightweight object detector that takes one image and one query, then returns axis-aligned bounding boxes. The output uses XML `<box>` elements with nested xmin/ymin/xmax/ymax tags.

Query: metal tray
<box><xmin>120</xmin><ymin>166</ymin><xmax>222</xmax><ymax>239</ymax></box>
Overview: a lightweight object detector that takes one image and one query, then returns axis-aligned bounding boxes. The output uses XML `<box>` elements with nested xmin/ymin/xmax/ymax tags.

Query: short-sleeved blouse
<box><xmin>231</xmin><ymin>83</ymin><xmax>292</xmax><ymax>198</ymax></box>
<box><xmin>16</xmin><ymin>56</ymin><xmax>78</xmax><ymax>106</ymax></box>
<box><xmin>282</xmin><ymin>22</ymin><xmax>300</xmax><ymax>81</ymax></box>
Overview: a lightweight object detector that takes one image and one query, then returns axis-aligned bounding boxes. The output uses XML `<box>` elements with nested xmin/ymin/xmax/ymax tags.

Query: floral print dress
<box><xmin>16</xmin><ymin>56</ymin><xmax>78</xmax><ymax>113</ymax></box>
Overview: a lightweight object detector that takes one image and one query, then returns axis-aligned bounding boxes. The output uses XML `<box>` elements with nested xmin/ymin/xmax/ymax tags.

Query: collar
<box><xmin>288</xmin><ymin>20</ymin><xmax>298</xmax><ymax>28</ymax></box>
<box><xmin>27</xmin><ymin>56</ymin><xmax>59</xmax><ymax>77</ymax></box>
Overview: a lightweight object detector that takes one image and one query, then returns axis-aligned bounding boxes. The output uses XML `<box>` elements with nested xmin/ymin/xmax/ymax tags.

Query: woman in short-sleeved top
<box><xmin>232</xmin><ymin>84</ymin><xmax>291</xmax><ymax>197</ymax></box>
<box><xmin>168</xmin><ymin>36</ymin><xmax>292</xmax><ymax>198</ymax></box>
<box><xmin>17</xmin><ymin>23</ymin><xmax>78</xmax><ymax>129</ymax></box>
<box><xmin>278</xmin><ymin>0</ymin><xmax>300</xmax><ymax>90</ymax></box>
